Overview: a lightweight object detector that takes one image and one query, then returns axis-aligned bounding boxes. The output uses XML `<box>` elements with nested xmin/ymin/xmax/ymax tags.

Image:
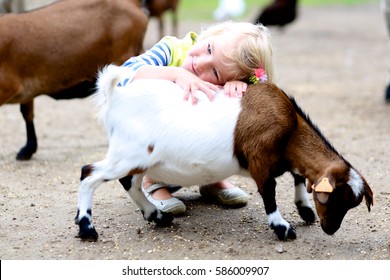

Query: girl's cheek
<box><xmin>201</xmin><ymin>73</ymin><xmax>218</xmax><ymax>85</ymax></box>
<box><xmin>187</xmin><ymin>48</ymin><xmax>195</xmax><ymax>56</ymax></box>
<box><xmin>188</xmin><ymin>44</ymin><xmax>202</xmax><ymax>55</ymax></box>
<box><xmin>181</xmin><ymin>58</ymin><xmax>192</xmax><ymax>72</ymax></box>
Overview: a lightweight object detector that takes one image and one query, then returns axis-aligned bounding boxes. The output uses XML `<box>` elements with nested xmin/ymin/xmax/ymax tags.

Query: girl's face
<box><xmin>182</xmin><ymin>34</ymin><xmax>235</xmax><ymax>85</ymax></box>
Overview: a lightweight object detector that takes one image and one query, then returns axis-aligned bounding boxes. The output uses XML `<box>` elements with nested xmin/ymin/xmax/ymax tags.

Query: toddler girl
<box><xmin>120</xmin><ymin>21</ymin><xmax>275</xmax><ymax>214</ymax></box>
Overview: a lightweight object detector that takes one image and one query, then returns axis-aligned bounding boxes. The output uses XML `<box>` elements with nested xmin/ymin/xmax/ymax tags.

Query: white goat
<box><xmin>75</xmin><ymin>65</ymin><xmax>373</xmax><ymax>241</ymax></box>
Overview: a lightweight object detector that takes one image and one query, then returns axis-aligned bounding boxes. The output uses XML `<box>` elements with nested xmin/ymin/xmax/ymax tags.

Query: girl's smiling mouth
<box><xmin>191</xmin><ymin>57</ymin><xmax>198</xmax><ymax>76</ymax></box>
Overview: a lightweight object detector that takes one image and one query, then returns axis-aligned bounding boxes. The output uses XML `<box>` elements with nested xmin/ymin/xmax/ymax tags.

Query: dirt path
<box><xmin>1</xmin><ymin>2</ymin><xmax>389</xmax><ymax>260</ymax></box>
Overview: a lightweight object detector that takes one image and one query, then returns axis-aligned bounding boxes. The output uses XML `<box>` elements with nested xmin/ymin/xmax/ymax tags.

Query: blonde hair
<box><xmin>198</xmin><ymin>21</ymin><xmax>275</xmax><ymax>83</ymax></box>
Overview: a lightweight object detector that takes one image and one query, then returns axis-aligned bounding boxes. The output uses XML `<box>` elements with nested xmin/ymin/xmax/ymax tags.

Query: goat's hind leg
<box><xmin>75</xmin><ymin>164</ymin><xmax>102</xmax><ymax>241</ymax></box>
<box><xmin>119</xmin><ymin>175</ymin><xmax>174</xmax><ymax>226</ymax></box>
<box><xmin>293</xmin><ymin>173</ymin><xmax>315</xmax><ymax>224</ymax></box>
<box><xmin>75</xmin><ymin>160</ymin><xmax>130</xmax><ymax>241</ymax></box>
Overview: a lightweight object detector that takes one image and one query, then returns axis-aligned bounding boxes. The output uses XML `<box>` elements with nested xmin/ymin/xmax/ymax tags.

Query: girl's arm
<box><xmin>122</xmin><ymin>40</ymin><xmax>218</xmax><ymax>104</ymax></box>
<box><xmin>134</xmin><ymin>65</ymin><xmax>219</xmax><ymax>104</ymax></box>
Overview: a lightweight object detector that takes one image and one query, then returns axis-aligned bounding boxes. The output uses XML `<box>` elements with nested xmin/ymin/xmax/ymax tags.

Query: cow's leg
<box><xmin>119</xmin><ymin>175</ymin><xmax>173</xmax><ymax>226</ymax></box>
<box><xmin>17</xmin><ymin>101</ymin><xmax>37</xmax><ymax>160</ymax></box>
<box><xmin>293</xmin><ymin>173</ymin><xmax>315</xmax><ymax>224</ymax></box>
<box><xmin>258</xmin><ymin>177</ymin><xmax>296</xmax><ymax>240</ymax></box>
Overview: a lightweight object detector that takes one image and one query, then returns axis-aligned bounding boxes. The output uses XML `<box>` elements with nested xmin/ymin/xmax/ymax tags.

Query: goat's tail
<box><xmin>93</xmin><ymin>64</ymin><xmax>123</xmax><ymax>123</ymax></box>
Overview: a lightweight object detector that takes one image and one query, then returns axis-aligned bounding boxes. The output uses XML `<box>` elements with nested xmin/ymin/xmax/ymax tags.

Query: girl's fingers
<box><xmin>183</xmin><ymin>87</ymin><xmax>191</xmax><ymax>101</ymax></box>
<box><xmin>202</xmin><ymin>87</ymin><xmax>215</xmax><ymax>102</ymax></box>
<box><xmin>224</xmin><ymin>81</ymin><xmax>248</xmax><ymax>98</ymax></box>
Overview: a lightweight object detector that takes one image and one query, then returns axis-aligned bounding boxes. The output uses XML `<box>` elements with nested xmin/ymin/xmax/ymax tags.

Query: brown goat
<box><xmin>143</xmin><ymin>0</ymin><xmax>179</xmax><ymax>38</ymax></box>
<box><xmin>75</xmin><ymin>66</ymin><xmax>373</xmax><ymax>241</ymax></box>
<box><xmin>0</xmin><ymin>0</ymin><xmax>148</xmax><ymax>160</ymax></box>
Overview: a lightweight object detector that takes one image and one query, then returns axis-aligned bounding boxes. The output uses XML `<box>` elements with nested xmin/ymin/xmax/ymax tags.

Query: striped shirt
<box><xmin>119</xmin><ymin>32</ymin><xmax>197</xmax><ymax>87</ymax></box>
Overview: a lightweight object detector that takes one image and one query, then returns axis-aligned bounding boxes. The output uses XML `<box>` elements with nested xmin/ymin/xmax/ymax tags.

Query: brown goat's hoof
<box><xmin>273</xmin><ymin>225</ymin><xmax>296</xmax><ymax>241</ymax></box>
<box><xmin>297</xmin><ymin>206</ymin><xmax>316</xmax><ymax>224</ymax></box>
<box><xmin>16</xmin><ymin>147</ymin><xmax>35</xmax><ymax>161</ymax></box>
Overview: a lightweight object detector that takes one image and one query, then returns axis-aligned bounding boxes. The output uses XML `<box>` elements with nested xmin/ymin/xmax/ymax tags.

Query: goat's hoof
<box><xmin>273</xmin><ymin>225</ymin><xmax>297</xmax><ymax>241</ymax></box>
<box><xmin>78</xmin><ymin>228</ymin><xmax>98</xmax><ymax>241</ymax></box>
<box><xmin>16</xmin><ymin>147</ymin><xmax>35</xmax><ymax>161</ymax></box>
<box><xmin>297</xmin><ymin>206</ymin><xmax>316</xmax><ymax>224</ymax></box>
<box><xmin>144</xmin><ymin>209</ymin><xmax>174</xmax><ymax>226</ymax></box>
<box><xmin>77</xmin><ymin>216</ymin><xmax>98</xmax><ymax>241</ymax></box>
<box><xmin>155</xmin><ymin>211</ymin><xmax>174</xmax><ymax>227</ymax></box>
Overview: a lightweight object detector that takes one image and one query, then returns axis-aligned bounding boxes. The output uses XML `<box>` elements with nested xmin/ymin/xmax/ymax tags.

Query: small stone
<box><xmin>275</xmin><ymin>244</ymin><xmax>284</xmax><ymax>253</ymax></box>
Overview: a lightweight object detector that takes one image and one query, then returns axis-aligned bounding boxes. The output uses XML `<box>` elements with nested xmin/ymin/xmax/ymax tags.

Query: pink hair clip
<box><xmin>249</xmin><ymin>67</ymin><xmax>268</xmax><ymax>84</ymax></box>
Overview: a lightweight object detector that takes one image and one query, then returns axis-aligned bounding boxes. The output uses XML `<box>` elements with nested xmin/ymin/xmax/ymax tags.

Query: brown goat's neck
<box><xmin>286</xmin><ymin>115</ymin><xmax>347</xmax><ymax>184</ymax></box>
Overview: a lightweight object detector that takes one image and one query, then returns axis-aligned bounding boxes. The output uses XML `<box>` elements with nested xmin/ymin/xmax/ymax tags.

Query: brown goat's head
<box><xmin>309</xmin><ymin>166</ymin><xmax>373</xmax><ymax>235</ymax></box>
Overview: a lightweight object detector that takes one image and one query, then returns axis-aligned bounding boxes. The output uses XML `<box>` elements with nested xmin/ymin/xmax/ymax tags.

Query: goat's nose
<box><xmin>320</xmin><ymin>219</ymin><xmax>340</xmax><ymax>235</ymax></box>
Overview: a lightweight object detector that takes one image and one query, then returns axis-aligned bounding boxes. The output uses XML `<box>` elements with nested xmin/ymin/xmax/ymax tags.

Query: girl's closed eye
<box><xmin>207</xmin><ymin>43</ymin><xmax>212</xmax><ymax>54</ymax></box>
<box><xmin>213</xmin><ymin>68</ymin><xmax>219</xmax><ymax>80</ymax></box>
<box><xmin>207</xmin><ymin>43</ymin><xmax>220</xmax><ymax>81</ymax></box>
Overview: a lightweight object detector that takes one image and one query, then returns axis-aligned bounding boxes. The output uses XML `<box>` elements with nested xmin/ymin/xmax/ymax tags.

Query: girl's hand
<box><xmin>174</xmin><ymin>69</ymin><xmax>220</xmax><ymax>105</ymax></box>
<box><xmin>223</xmin><ymin>81</ymin><xmax>248</xmax><ymax>98</ymax></box>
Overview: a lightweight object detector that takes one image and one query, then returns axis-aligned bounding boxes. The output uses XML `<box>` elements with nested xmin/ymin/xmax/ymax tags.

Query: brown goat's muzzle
<box><xmin>312</xmin><ymin>187</ymin><xmax>350</xmax><ymax>235</ymax></box>
<box><xmin>319</xmin><ymin>214</ymin><xmax>345</xmax><ymax>235</ymax></box>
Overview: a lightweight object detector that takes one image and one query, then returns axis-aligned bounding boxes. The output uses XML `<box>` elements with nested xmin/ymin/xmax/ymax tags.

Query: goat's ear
<box><xmin>312</xmin><ymin>177</ymin><xmax>333</xmax><ymax>193</ymax></box>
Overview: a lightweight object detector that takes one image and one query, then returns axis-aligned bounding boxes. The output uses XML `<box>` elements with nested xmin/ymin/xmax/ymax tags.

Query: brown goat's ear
<box><xmin>312</xmin><ymin>177</ymin><xmax>333</xmax><ymax>193</ymax></box>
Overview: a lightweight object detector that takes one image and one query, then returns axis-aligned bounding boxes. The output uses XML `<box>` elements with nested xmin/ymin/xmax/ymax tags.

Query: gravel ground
<box><xmin>1</xmin><ymin>1</ymin><xmax>389</xmax><ymax>262</ymax></box>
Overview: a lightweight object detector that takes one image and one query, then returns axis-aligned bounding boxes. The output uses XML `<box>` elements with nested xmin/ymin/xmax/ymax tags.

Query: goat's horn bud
<box><xmin>312</xmin><ymin>177</ymin><xmax>333</xmax><ymax>193</ymax></box>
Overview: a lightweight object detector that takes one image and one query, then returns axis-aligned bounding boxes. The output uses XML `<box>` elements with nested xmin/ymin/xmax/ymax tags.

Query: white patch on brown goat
<box><xmin>294</xmin><ymin>181</ymin><xmax>311</xmax><ymax>208</ymax></box>
<box><xmin>348</xmin><ymin>168</ymin><xmax>364</xmax><ymax>198</ymax></box>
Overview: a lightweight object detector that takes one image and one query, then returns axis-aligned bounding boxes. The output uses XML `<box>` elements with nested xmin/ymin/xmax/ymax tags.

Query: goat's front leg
<box><xmin>259</xmin><ymin>178</ymin><xmax>296</xmax><ymax>240</ymax></box>
<box><xmin>17</xmin><ymin>101</ymin><xmax>37</xmax><ymax>160</ymax></box>
<box><xmin>119</xmin><ymin>175</ymin><xmax>173</xmax><ymax>226</ymax></box>
<box><xmin>293</xmin><ymin>174</ymin><xmax>315</xmax><ymax>224</ymax></box>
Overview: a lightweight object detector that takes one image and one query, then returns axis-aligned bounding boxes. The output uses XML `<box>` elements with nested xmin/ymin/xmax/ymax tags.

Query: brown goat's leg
<box><xmin>259</xmin><ymin>177</ymin><xmax>297</xmax><ymax>240</ymax></box>
<box><xmin>292</xmin><ymin>173</ymin><xmax>316</xmax><ymax>224</ymax></box>
<box><xmin>172</xmin><ymin>8</ymin><xmax>178</xmax><ymax>36</ymax></box>
<box><xmin>158</xmin><ymin>17</ymin><xmax>164</xmax><ymax>38</ymax></box>
<box><xmin>17</xmin><ymin>101</ymin><xmax>37</xmax><ymax>160</ymax></box>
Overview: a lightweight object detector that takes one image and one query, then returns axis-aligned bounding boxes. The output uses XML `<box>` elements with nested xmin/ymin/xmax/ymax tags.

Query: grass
<box><xmin>177</xmin><ymin>0</ymin><xmax>376</xmax><ymax>21</ymax></box>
